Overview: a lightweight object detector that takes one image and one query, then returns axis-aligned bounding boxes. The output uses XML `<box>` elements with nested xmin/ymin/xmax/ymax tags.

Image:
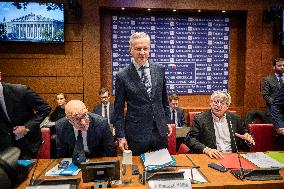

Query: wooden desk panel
<box><xmin>18</xmin><ymin>154</ymin><xmax>284</xmax><ymax>189</ymax></box>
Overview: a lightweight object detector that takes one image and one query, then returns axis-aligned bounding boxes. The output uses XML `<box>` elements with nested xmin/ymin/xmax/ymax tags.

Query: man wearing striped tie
<box><xmin>113</xmin><ymin>32</ymin><xmax>172</xmax><ymax>156</ymax></box>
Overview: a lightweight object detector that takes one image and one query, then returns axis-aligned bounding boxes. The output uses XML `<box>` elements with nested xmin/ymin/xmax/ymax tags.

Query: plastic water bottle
<box><xmin>122</xmin><ymin>150</ymin><xmax>132</xmax><ymax>184</ymax></box>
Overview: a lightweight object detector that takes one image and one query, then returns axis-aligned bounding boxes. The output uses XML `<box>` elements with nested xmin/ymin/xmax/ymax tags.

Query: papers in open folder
<box><xmin>218</xmin><ymin>153</ymin><xmax>256</xmax><ymax>170</ymax></box>
<box><xmin>140</xmin><ymin>148</ymin><xmax>176</xmax><ymax>171</ymax></box>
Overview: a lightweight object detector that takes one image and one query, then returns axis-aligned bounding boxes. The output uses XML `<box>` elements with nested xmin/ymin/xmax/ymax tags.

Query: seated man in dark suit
<box><xmin>0</xmin><ymin>72</ymin><xmax>51</xmax><ymax>159</ymax></box>
<box><xmin>56</xmin><ymin>100</ymin><xmax>116</xmax><ymax>161</ymax></box>
<box><xmin>168</xmin><ymin>93</ymin><xmax>187</xmax><ymax>151</ymax></box>
<box><xmin>184</xmin><ymin>90</ymin><xmax>255</xmax><ymax>159</ymax></box>
<box><xmin>92</xmin><ymin>88</ymin><xmax>114</xmax><ymax>134</ymax></box>
<box><xmin>168</xmin><ymin>93</ymin><xmax>187</xmax><ymax>127</ymax></box>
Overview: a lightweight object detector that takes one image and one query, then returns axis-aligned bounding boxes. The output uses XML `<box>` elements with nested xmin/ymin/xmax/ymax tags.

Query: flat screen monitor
<box><xmin>80</xmin><ymin>160</ymin><xmax>120</xmax><ymax>183</ymax></box>
<box><xmin>0</xmin><ymin>2</ymin><xmax>64</xmax><ymax>43</ymax></box>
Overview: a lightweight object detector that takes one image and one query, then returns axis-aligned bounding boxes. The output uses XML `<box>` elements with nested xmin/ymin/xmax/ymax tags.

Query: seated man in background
<box><xmin>92</xmin><ymin>88</ymin><xmax>114</xmax><ymax>134</ymax></box>
<box><xmin>168</xmin><ymin>93</ymin><xmax>187</xmax><ymax>127</ymax></box>
<box><xmin>261</xmin><ymin>57</ymin><xmax>284</xmax><ymax>123</ymax></box>
<box><xmin>0</xmin><ymin>72</ymin><xmax>51</xmax><ymax>159</ymax></box>
<box><xmin>56</xmin><ymin>100</ymin><xmax>116</xmax><ymax>163</ymax></box>
<box><xmin>184</xmin><ymin>90</ymin><xmax>255</xmax><ymax>159</ymax></box>
<box><xmin>168</xmin><ymin>93</ymin><xmax>187</xmax><ymax>151</ymax></box>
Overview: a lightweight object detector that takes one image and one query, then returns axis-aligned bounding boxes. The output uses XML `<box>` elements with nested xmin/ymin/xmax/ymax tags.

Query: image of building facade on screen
<box><xmin>0</xmin><ymin>2</ymin><xmax>64</xmax><ymax>43</ymax></box>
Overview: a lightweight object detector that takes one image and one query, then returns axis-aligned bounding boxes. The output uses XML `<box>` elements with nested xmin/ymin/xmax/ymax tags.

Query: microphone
<box><xmin>29</xmin><ymin>140</ymin><xmax>45</xmax><ymax>186</ymax></box>
<box><xmin>229</xmin><ymin>120</ymin><xmax>244</xmax><ymax>180</ymax></box>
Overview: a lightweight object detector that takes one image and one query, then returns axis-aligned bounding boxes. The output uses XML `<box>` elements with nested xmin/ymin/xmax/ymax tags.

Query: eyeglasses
<box><xmin>134</xmin><ymin>47</ymin><xmax>149</xmax><ymax>52</ymax></box>
<box><xmin>212</xmin><ymin>100</ymin><xmax>227</xmax><ymax>106</ymax></box>
<box><xmin>100</xmin><ymin>96</ymin><xmax>109</xmax><ymax>99</ymax></box>
<box><xmin>67</xmin><ymin>112</ymin><xmax>88</xmax><ymax>123</ymax></box>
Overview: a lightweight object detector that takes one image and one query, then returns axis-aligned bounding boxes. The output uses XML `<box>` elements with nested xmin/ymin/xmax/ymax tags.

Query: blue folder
<box><xmin>140</xmin><ymin>154</ymin><xmax>176</xmax><ymax>171</ymax></box>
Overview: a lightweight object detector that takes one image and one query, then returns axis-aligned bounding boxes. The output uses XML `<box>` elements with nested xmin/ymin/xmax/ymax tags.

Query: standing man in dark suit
<box><xmin>92</xmin><ymin>88</ymin><xmax>114</xmax><ymax>134</ymax></box>
<box><xmin>56</xmin><ymin>100</ymin><xmax>116</xmax><ymax>160</ymax></box>
<box><xmin>184</xmin><ymin>90</ymin><xmax>255</xmax><ymax>159</ymax></box>
<box><xmin>113</xmin><ymin>32</ymin><xmax>172</xmax><ymax>156</ymax></box>
<box><xmin>0</xmin><ymin>72</ymin><xmax>51</xmax><ymax>159</ymax></box>
<box><xmin>261</xmin><ymin>57</ymin><xmax>284</xmax><ymax>122</ymax></box>
<box><xmin>168</xmin><ymin>93</ymin><xmax>187</xmax><ymax>127</ymax></box>
<box><xmin>271</xmin><ymin>84</ymin><xmax>284</xmax><ymax>150</ymax></box>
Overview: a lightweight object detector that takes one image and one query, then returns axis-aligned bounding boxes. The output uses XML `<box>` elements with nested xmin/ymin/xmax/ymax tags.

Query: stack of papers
<box><xmin>140</xmin><ymin>148</ymin><xmax>176</xmax><ymax>171</ymax></box>
<box><xmin>241</xmin><ymin>152</ymin><xmax>284</xmax><ymax>168</ymax></box>
<box><xmin>45</xmin><ymin>158</ymin><xmax>80</xmax><ymax>176</ymax></box>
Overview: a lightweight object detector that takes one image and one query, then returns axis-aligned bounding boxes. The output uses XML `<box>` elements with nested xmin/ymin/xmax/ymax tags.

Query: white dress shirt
<box><xmin>212</xmin><ymin>113</ymin><xmax>232</xmax><ymax>152</ymax></box>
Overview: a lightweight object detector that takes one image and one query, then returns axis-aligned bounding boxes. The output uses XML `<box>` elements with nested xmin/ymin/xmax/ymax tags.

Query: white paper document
<box><xmin>241</xmin><ymin>152</ymin><xmax>284</xmax><ymax>168</ymax></box>
<box><xmin>144</xmin><ymin>148</ymin><xmax>172</xmax><ymax>167</ymax></box>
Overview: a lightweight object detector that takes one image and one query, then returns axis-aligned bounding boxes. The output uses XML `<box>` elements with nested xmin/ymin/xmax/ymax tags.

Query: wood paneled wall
<box><xmin>0</xmin><ymin>0</ymin><xmax>284</xmax><ymax>117</ymax></box>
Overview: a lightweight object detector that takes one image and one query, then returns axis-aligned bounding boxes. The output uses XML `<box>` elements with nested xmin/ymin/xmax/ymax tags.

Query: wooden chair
<box><xmin>248</xmin><ymin>124</ymin><xmax>275</xmax><ymax>152</ymax></box>
<box><xmin>177</xmin><ymin>143</ymin><xmax>190</xmax><ymax>154</ymax></box>
<box><xmin>188</xmin><ymin>112</ymin><xmax>201</xmax><ymax>126</ymax></box>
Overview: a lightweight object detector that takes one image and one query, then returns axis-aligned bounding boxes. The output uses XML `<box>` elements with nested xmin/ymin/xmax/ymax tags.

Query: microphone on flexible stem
<box><xmin>229</xmin><ymin>120</ymin><xmax>244</xmax><ymax>180</ymax></box>
<box><xmin>29</xmin><ymin>140</ymin><xmax>45</xmax><ymax>186</ymax></box>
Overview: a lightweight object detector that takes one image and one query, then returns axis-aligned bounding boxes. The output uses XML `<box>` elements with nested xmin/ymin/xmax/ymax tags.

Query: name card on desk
<box><xmin>148</xmin><ymin>179</ymin><xmax>192</xmax><ymax>189</ymax></box>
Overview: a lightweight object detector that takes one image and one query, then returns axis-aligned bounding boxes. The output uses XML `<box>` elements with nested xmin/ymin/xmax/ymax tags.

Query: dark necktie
<box><xmin>279</xmin><ymin>73</ymin><xmax>283</xmax><ymax>86</ymax></box>
<box><xmin>72</xmin><ymin>130</ymin><xmax>86</xmax><ymax>165</ymax></box>
<box><xmin>104</xmin><ymin>105</ymin><xmax>108</xmax><ymax>122</ymax></box>
<box><xmin>172</xmin><ymin>110</ymin><xmax>176</xmax><ymax>124</ymax></box>
<box><xmin>140</xmin><ymin>66</ymin><xmax>152</xmax><ymax>97</ymax></box>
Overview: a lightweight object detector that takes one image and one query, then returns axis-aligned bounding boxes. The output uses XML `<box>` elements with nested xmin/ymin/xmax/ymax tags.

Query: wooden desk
<box><xmin>18</xmin><ymin>154</ymin><xmax>284</xmax><ymax>189</ymax></box>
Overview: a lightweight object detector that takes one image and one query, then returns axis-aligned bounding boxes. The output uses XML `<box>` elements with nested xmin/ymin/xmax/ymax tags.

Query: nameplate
<box><xmin>148</xmin><ymin>179</ymin><xmax>192</xmax><ymax>189</ymax></box>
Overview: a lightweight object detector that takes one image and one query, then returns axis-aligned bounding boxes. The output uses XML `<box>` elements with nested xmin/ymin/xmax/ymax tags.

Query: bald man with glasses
<box><xmin>56</xmin><ymin>100</ymin><xmax>116</xmax><ymax>161</ymax></box>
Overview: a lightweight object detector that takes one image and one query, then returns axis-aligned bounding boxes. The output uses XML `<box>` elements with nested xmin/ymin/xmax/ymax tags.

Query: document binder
<box><xmin>231</xmin><ymin>168</ymin><xmax>283</xmax><ymax>181</ymax></box>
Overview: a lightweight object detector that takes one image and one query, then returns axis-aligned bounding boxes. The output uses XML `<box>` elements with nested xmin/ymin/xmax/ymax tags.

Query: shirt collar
<box><xmin>132</xmin><ymin>58</ymin><xmax>149</xmax><ymax>71</ymax></box>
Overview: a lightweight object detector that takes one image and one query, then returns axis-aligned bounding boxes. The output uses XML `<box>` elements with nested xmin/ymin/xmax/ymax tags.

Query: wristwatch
<box><xmin>25</xmin><ymin>126</ymin><xmax>30</xmax><ymax>132</ymax></box>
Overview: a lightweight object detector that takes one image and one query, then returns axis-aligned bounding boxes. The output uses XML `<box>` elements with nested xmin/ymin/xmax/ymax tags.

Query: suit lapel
<box><xmin>205</xmin><ymin>111</ymin><xmax>216</xmax><ymax>146</ymax></box>
<box><xmin>272</xmin><ymin>75</ymin><xmax>281</xmax><ymax>89</ymax></box>
<box><xmin>128</xmin><ymin>63</ymin><xmax>151</xmax><ymax>101</ymax></box>
<box><xmin>63</xmin><ymin>124</ymin><xmax>76</xmax><ymax>147</ymax></box>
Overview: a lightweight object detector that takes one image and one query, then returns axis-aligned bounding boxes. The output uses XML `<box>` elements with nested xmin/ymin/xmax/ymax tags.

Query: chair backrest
<box><xmin>167</xmin><ymin>124</ymin><xmax>176</xmax><ymax>155</ymax></box>
<box><xmin>177</xmin><ymin>143</ymin><xmax>190</xmax><ymax>154</ymax></box>
<box><xmin>39</xmin><ymin>128</ymin><xmax>51</xmax><ymax>159</ymax></box>
<box><xmin>188</xmin><ymin>112</ymin><xmax>201</xmax><ymax>126</ymax></box>
<box><xmin>248</xmin><ymin>124</ymin><xmax>275</xmax><ymax>152</ymax></box>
